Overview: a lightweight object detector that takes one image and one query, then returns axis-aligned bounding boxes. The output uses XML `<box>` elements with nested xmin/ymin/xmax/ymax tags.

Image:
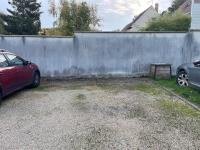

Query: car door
<box><xmin>5</xmin><ymin>54</ymin><xmax>33</xmax><ymax>88</ymax></box>
<box><xmin>0</xmin><ymin>54</ymin><xmax>16</xmax><ymax>95</ymax></box>
<box><xmin>188</xmin><ymin>61</ymin><xmax>200</xmax><ymax>86</ymax></box>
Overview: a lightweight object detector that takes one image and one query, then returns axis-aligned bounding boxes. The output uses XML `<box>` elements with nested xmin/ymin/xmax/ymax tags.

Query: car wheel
<box><xmin>177</xmin><ymin>71</ymin><xmax>189</xmax><ymax>87</ymax></box>
<box><xmin>32</xmin><ymin>72</ymin><xmax>40</xmax><ymax>88</ymax></box>
<box><xmin>0</xmin><ymin>91</ymin><xmax>2</xmax><ymax>106</ymax></box>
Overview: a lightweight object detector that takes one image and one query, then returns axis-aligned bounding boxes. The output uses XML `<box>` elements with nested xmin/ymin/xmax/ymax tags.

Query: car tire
<box><xmin>31</xmin><ymin>72</ymin><xmax>40</xmax><ymax>88</ymax></box>
<box><xmin>177</xmin><ymin>70</ymin><xmax>189</xmax><ymax>87</ymax></box>
<box><xmin>0</xmin><ymin>91</ymin><xmax>2</xmax><ymax>106</ymax></box>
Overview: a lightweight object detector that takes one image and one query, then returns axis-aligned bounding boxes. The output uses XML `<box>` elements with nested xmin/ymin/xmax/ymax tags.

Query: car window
<box><xmin>0</xmin><ymin>54</ymin><xmax>9</xmax><ymax>67</ymax></box>
<box><xmin>6</xmin><ymin>54</ymin><xmax>24</xmax><ymax>66</ymax></box>
<box><xmin>194</xmin><ymin>60</ymin><xmax>200</xmax><ymax>67</ymax></box>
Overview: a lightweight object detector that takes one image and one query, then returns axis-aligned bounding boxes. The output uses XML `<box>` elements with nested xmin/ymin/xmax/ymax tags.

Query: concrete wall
<box><xmin>75</xmin><ymin>32</ymin><xmax>187</xmax><ymax>76</ymax></box>
<box><xmin>0</xmin><ymin>36</ymin><xmax>74</xmax><ymax>77</ymax></box>
<box><xmin>0</xmin><ymin>32</ymin><xmax>199</xmax><ymax>77</ymax></box>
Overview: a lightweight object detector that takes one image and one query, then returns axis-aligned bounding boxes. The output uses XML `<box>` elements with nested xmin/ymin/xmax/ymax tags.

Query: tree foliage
<box><xmin>141</xmin><ymin>12</ymin><xmax>191</xmax><ymax>32</ymax></box>
<box><xmin>48</xmin><ymin>0</ymin><xmax>101</xmax><ymax>36</ymax></box>
<box><xmin>0</xmin><ymin>15</ymin><xmax>6</xmax><ymax>34</ymax></box>
<box><xmin>1</xmin><ymin>0</ymin><xmax>42</xmax><ymax>35</ymax></box>
<box><xmin>48</xmin><ymin>0</ymin><xmax>57</xmax><ymax>17</ymax></box>
<box><xmin>40</xmin><ymin>28</ymin><xmax>64</xmax><ymax>36</ymax></box>
<box><xmin>168</xmin><ymin>0</ymin><xmax>186</xmax><ymax>13</ymax></box>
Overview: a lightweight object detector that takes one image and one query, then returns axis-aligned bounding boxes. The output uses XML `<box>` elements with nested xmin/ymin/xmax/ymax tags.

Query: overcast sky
<box><xmin>0</xmin><ymin>0</ymin><xmax>172</xmax><ymax>31</ymax></box>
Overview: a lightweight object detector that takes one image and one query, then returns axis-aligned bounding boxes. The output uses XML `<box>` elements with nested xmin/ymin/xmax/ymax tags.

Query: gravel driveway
<box><xmin>0</xmin><ymin>78</ymin><xmax>200</xmax><ymax>150</ymax></box>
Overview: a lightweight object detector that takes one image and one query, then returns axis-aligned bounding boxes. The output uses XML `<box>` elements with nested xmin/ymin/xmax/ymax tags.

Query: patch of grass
<box><xmin>159</xmin><ymin>99</ymin><xmax>200</xmax><ymax>140</ymax></box>
<box><xmin>63</xmin><ymin>85</ymin><xmax>84</xmax><ymax>91</ymax></box>
<box><xmin>126</xmin><ymin>105</ymin><xmax>147</xmax><ymax>119</ymax></box>
<box><xmin>32</xmin><ymin>84</ymin><xmax>53</xmax><ymax>91</ymax></box>
<box><xmin>71</xmin><ymin>94</ymin><xmax>89</xmax><ymax>111</ymax></box>
<box><xmin>98</xmin><ymin>82</ymin><xmax>163</xmax><ymax>96</ymax></box>
<box><xmin>76</xmin><ymin>94</ymin><xmax>87</xmax><ymax>100</ymax></box>
<box><xmin>157</xmin><ymin>77</ymin><xmax>200</xmax><ymax>106</ymax></box>
<box><xmin>33</xmin><ymin>83</ymin><xmax>83</xmax><ymax>92</ymax></box>
<box><xmin>159</xmin><ymin>99</ymin><xmax>200</xmax><ymax>119</ymax></box>
<box><xmin>71</xmin><ymin>126</ymin><xmax>115</xmax><ymax>149</ymax></box>
<box><xmin>135</xmin><ymin>83</ymin><xmax>161</xmax><ymax>96</ymax></box>
<box><xmin>97</xmin><ymin>84</ymin><xmax>121</xmax><ymax>93</ymax></box>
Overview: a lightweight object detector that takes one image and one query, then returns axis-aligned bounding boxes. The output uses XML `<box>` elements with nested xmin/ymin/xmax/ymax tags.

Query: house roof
<box><xmin>177</xmin><ymin>0</ymin><xmax>191</xmax><ymax>14</ymax></box>
<box><xmin>122</xmin><ymin>6</ymin><xmax>157</xmax><ymax>31</ymax></box>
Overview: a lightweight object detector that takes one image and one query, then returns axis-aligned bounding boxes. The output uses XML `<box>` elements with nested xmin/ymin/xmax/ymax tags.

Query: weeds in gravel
<box><xmin>97</xmin><ymin>82</ymin><xmax>158</xmax><ymax>94</ymax></box>
<box><xmin>32</xmin><ymin>84</ymin><xmax>53</xmax><ymax>91</ymax></box>
<box><xmin>71</xmin><ymin>94</ymin><xmax>89</xmax><ymax>111</ymax></box>
<box><xmin>159</xmin><ymin>99</ymin><xmax>200</xmax><ymax>120</ymax></box>
<box><xmin>97</xmin><ymin>84</ymin><xmax>121</xmax><ymax>93</ymax></box>
<box><xmin>71</xmin><ymin>126</ymin><xmax>116</xmax><ymax>149</ymax></box>
<box><xmin>123</xmin><ymin>103</ymin><xmax>147</xmax><ymax>119</ymax></box>
<box><xmin>33</xmin><ymin>83</ymin><xmax>83</xmax><ymax>92</ymax></box>
<box><xmin>126</xmin><ymin>106</ymin><xmax>147</xmax><ymax>119</ymax></box>
<box><xmin>135</xmin><ymin>83</ymin><xmax>162</xmax><ymax>96</ymax></box>
<box><xmin>76</xmin><ymin>94</ymin><xmax>87</xmax><ymax>100</ymax></box>
<box><xmin>158</xmin><ymin>99</ymin><xmax>200</xmax><ymax>140</ymax></box>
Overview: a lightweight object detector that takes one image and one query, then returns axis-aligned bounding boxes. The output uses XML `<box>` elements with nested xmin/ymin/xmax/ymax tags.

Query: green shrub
<box><xmin>40</xmin><ymin>28</ymin><xmax>65</xmax><ymax>36</ymax></box>
<box><xmin>141</xmin><ymin>12</ymin><xmax>191</xmax><ymax>32</ymax></box>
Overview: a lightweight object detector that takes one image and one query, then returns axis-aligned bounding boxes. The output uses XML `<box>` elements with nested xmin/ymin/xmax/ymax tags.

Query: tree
<box><xmin>168</xmin><ymin>0</ymin><xmax>186</xmax><ymax>13</ymax></box>
<box><xmin>48</xmin><ymin>0</ymin><xmax>57</xmax><ymax>17</ymax></box>
<box><xmin>38</xmin><ymin>28</ymin><xmax>63</xmax><ymax>35</ymax></box>
<box><xmin>48</xmin><ymin>0</ymin><xmax>101</xmax><ymax>36</ymax></box>
<box><xmin>141</xmin><ymin>12</ymin><xmax>191</xmax><ymax>32</ymax></box>
<box><xmin>1</xmin><ymin>0</ymin><xmax>42</xmax><ymax>35</ymax></box>
<box><xmin>0</xmin><ymin>15</ymin><xmax>6</xmax><ymax>34</ymax></box>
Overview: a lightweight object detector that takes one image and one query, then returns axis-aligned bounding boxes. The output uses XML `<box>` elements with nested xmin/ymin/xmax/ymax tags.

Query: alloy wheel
<box><xmin>34</xmin><ymin>74</ymin><xmax>40</xmax><ymax>85</ymax></box>
<box><xmin>177</xmin><ymin>73</ymin><xmax>189</xmax><ymax>87</ymax></box>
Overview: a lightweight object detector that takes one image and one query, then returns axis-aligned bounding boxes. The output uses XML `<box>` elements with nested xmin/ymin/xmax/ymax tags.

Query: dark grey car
<box><xmin>176</xmin><ymin>60</ymin><xmax>200</xmax><ymax>89</ymax></box>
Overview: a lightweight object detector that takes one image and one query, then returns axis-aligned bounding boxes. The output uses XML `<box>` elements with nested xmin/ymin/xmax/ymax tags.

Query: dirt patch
<box><xmin>0</xmin><ymin>78</ymin><xmax>199</xmax><ymax>149</ymax></box>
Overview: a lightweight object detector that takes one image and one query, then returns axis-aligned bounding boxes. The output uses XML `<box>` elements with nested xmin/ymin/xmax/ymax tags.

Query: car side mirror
<box><xmin>23</xmin><ymin>61</ymin><xmax>31</xmax><ymax>66</ymax></box>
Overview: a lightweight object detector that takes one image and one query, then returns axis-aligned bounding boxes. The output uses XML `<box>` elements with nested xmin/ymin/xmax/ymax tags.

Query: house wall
<box><xmin>177</xmin><ymin>0</ymin><xmax>191</xmax><ymax>15</ymax></box>
<box><xmin>191</xmin><ymin>0</ymin><xmax>200</xmax><ymax>30</ymax></box>
<box><xmin>0</xmin><ymin>32</ymin><xmax>198</xmax><ymax>78</ymax></box>
<box><xmin>129</xmin><ymin>7</ymin><xmax>159</xmax><ymax>31</ymax></box>
<box><xmin>191</xmin><ymin>31</ymin><xmax>200</xmax><ymax>61</ymax></box>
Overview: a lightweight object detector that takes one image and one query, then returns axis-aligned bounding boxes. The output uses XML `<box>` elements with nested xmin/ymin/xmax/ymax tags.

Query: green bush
<box><xmin>141</xmin><ymin>12</ymin><xmax>191</xmax><ymax>32</ymax></box>
<box><xmin>40</xmin><ymin>28</ymin><xmax>65</xmax><ymax>36</ymax></box>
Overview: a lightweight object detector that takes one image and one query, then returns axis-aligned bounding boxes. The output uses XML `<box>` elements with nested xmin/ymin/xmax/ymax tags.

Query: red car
<box><xmin>0</xmin><ymin>49</ymin><xmax>40</xmax><ymax>104</ymax></box>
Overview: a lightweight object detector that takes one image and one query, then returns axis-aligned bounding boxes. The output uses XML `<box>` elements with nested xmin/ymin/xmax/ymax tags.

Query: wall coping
<box><xmin>75</xmin><ymin>31</ymin><xmax>188</xmax><ymax>34</ymax></box>
<box><xmin>0</xmin><ymin>35</ymin><xmax>74</xmax><ymax>38</ymax></box>
<box><xmin>0</xmin><ymin>31</ymin><xmax>196</xmax><ymax>38</ymax></box>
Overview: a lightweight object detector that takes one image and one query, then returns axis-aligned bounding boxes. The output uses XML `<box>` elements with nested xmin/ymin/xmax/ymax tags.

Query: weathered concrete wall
<box><xmin>0</xmin><ymin>32</ymin><xmax>199</xmax><ymax>77</ymax></box>
<box><xmin>75</xmin><ymin>32</ymin><xmax>187</xmax><ymax>76</ymax></box>
<box><xmin>0</xmin><ymin>36</ymin><xmax>74</xmax><ymax>77</ymax></box>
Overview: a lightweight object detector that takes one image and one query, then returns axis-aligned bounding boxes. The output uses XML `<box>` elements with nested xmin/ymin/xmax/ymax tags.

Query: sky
<box><xmin>0</xmin><ymin>0</ymin><xmax>172</xmax><ymax>31</ymax></box>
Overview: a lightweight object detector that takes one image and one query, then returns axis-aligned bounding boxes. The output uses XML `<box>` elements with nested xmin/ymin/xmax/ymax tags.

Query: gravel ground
<box><xmin>0</xmin><ymin>78</ymin><xmax>200</xmax><ymax>150</ymax></box>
